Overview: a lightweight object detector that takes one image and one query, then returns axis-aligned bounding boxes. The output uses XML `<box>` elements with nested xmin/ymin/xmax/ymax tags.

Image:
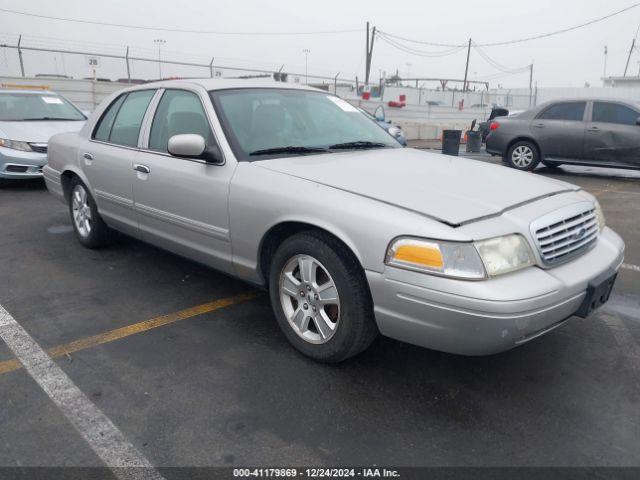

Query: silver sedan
<box><xmin>0</xmin><ymin>89</ymin><xmax>85</xmax><ymax>182</ymax></box>
<box><xmin>44</xmin><ymin>80</ymin><xmax>625</xmax><ymax>362</ymax></box>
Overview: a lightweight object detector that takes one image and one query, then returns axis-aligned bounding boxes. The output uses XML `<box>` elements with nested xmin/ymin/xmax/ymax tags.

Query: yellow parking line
<box><xmin>0</xmin><ymin>291</ymin><xmax>261</xmax><ymax>376</ymax></box>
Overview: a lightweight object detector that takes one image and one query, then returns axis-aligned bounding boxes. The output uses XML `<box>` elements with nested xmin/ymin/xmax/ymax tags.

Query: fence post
<box><xmin>17</xmin><ymin>35</ymin><xmax>25</xmax><ymax>77</ymax></box>
<box><xmin>125</xmin><ymin>46</ymin><xmax>131</xmax><ymax>83</ymax></box>
<box><xmin>334</xmin><ymin>72</ymin><xmax>339</xmax><ymax>95</ymax></box>
<box><xmin>209</xmin><ymin>57</ymin><xmax>215</xmax><ymax>78</ymax></box>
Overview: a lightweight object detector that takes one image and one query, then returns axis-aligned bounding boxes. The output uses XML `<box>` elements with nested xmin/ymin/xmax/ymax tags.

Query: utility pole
<box><xmin>462</xmin><ymin>38</ymin><xmax>472</xmax><ymax>92</ymax></box>
<box><xmin>154</xmin><ymin>39</ymin><xmax>166</xmax><ymax>80</ymax></box>
<box><xmin>624</xmin><ymin>39</ymin><xmax>635</xmax><ymax>77</ymax></box>
<box><xmin>303</xmin><ymin>49</ymin><xmax>310</xmax><ymax>84</ymax></box>
<box><xmin>17</xmin><ymin>34</ymin><xmax>25</xmax><ymax>77</ymax></box>
<box><xmin>125</xmin><ymin>46</ymin><xmax>131</xmax><ymax>83</ymax></box>
<box><xmin>365</xmin><ymin>22</ymin><xmax>376</xmax><ymax>85</ymax></box>
<box><xmin>603</xmin><ymin>45</ymin><xmax>608</xmax><ymax>78</ymax></box>
<box><xmin>529</xmin><ymin>63</ymin><xmax>534</xmax><ymax>108</ymax></box>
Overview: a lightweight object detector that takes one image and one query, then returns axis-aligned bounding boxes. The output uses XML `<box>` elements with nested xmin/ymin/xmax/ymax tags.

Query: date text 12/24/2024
<box><xmin>233</xmin><ymin>468</ymin><xmax>401</xmax><ymax>478</ymax></box>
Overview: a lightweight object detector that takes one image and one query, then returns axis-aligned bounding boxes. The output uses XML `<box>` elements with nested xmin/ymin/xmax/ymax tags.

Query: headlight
<box><xmin>385</xmin><ymin>238</ymin><xmax>486</xmax><ymax>280</ymax></box>
<box><xmin>386</xmin><ymin>234</ymin><xmax>535</xmax><ymax>280</ymax></box>
<box><xmin>594</xmin><ymin>200</ymin><xmax>606</xmax><ymax>231</ymax></box>
<box><xmin>0</xmin><ymin>138</ymin><xmax>32</xmax><ymax>152</ymax></box>
<box><xmin>474</xmin><ymin>234</ymin><xmax>535</xmax><ymax>277</ymax></box>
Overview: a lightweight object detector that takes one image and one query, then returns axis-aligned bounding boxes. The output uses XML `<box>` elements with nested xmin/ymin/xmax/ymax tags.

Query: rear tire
<box><xmin>506</xmin><ymin>141</ymin><xmax>540</xmax><ymax>171</ymax></box>
<box><xmin>268</xmin><ymin>231</ymin><xmax>378</xmax><ymax>363</ymax></box>
<box><xmin>68</xmin><ymin>177</ymin><xmax>111</xmax><ymax>248</ymax></box>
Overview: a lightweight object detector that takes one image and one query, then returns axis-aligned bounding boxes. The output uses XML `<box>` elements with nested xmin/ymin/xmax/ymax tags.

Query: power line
<box><xmin>377</xmin><ymin>32</ymin><xmax>467</xmax><ymax>57</ymax></box>
<box><xmin>379</xmin><ymin>3</ymin><xmax>640</xmax><ymax>48</ymax></box>
<box><xmin>472</xmin><ymin>43</ymin><xmax>530</xmax><ymax>74</ymax></box>
<box><xmin>0</xmin><ymin>7</ymin><xmax>362</xmax><ymax>36</ymax></box>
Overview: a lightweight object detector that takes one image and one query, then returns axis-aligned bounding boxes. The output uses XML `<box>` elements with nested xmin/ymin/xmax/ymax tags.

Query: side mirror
<box><xmin>388</xmin><ymin>126</ymin><xmax>402</xmax><ymax>138</ymax></box>
<box><xmin>374</xmin><ymin>105</ymin><xmax>386</xmax><ymax>122</ymax></box>
<box><xmin>636</xmin><ymin>116</ymin><xmax>640</xmax><ymax>126</ymax></box>
<box><xmin>167</xmin><ymin>134</ymin><xmax>223</xmax><ymax>164</ymax></box>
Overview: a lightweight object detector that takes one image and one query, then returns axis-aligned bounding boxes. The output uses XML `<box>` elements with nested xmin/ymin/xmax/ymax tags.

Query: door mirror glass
<box><xmin>374</xmin><ymin>105</ymin><xmax>386</xmax><ymax>122</ymax></box>
<box><xmin>636</xmin><ymin>116</ymin><xmax>640</xmax><ymax>126</ymax></box>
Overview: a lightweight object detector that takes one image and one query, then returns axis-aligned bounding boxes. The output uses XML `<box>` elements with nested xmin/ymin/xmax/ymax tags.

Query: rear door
<box><xmin>585</xmin><ymin>101</ymin><xmax>640</xmax><ymax>166</ymax></box>
<box><xmin>83</xmin><ymin>89</ymin><xmax>156</xmax><ymax>235</ymax></box>
<box><xmin>531</xmin><ymin>102</ymin><xmax>587</xmax><ymax>159</ymax></box>
<box><xmin>132</xmin><ymin>88</ymin><xmax>236</xmax><ymax>274</ymax></box>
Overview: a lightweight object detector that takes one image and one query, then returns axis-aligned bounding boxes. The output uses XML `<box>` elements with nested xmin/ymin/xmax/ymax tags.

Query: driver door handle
<box><xmin>83</xmin><ymin>152</ymin><xmax>94</xmax><ymax>161</ymax></box>
<box><xmin>534</xmin><ymin>123</ymin><xmax>545</xmax><ymax>128</ymax></box>
<box><xmin>588</xmin><ymin>126</ymin><xmax>600</xmax><ymax>132</ymax></box>
<box><xmin>133</xmin><ymin>164</ymin><xmax>150</xmax><ymax>174</ymax></box>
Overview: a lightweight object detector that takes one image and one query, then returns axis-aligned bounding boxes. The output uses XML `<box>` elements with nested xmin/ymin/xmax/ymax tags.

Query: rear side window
<box><xmin>93</xmin><ymin>94</ymin><xmax>126</xmax><ymax>142</ymax></box>
<box><xmin>538</xmin><ymin>102</ymin><xmax>586</xmax><ymax>122</ymax></box>
<box><xmin>592</xmin><ymin>102</ymin><xmax>639</xmax><ymax>126</ymax></box>
<box><xmin>109</xmin><ymin>90</ymin><xmax>155</xmax><ymax>147</ymax></box>
<box><xmin>149</xmin><ymin>90</ymin><xmax>213</xmax><ymax>152</ymax></box>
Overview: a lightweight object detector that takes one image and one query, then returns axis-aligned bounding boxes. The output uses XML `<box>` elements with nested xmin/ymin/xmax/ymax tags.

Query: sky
<box><xmin>0</xmin><ymin>0</ymin><xmax>639</xmax><ymax>89</ymax></box>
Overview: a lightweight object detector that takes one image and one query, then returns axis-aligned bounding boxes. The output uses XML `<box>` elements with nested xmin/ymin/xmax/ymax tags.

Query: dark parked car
<box><xmin>486</xmin><ymin>99</ymin><xmax>640</xmax><ymax>171</ymax></box>
<box><xmin>478</xmin><ymin>106</ymin><xmax>510</xmax><ymax>142</ymax></box>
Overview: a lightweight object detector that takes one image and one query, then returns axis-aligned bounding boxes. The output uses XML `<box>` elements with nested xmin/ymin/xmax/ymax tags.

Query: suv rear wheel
<box><xmin>268</xmin><ymin>231</ymin><xmax>377</xmax><ymax>363</ymax></box>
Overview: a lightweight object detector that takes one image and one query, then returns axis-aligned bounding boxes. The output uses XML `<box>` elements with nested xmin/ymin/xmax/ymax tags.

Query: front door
<box><xmin>132</xmin><ymin>88</ymin><xmax>235</xmax><ymax>273</ymax></box>
<box><xmin>585</xmin><ymin>101</ymin><xmax>640</xmax><ymax>166</ymax></box>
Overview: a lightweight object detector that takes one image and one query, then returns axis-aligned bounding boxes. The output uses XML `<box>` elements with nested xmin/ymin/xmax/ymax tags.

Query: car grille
<box><xmin>28</xmin><ymin>143</ymin><xmax>48</xmax><ymax>154</ymax></box>
<box><xmin>532</xmin><ymin>206</ymin><xmax>598</xmax><ymax>266</ymax></box>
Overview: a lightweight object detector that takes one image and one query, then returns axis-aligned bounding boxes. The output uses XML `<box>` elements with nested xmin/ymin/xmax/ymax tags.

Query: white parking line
<box><xmin>0</xmin><ymin>303</ymin><xmax>164</xmax><ymax>480</ymax></box>
<box><xmin>622</xmin><ymin>263</ymin><xmax>640</xmax><ymax>273</ymax></box>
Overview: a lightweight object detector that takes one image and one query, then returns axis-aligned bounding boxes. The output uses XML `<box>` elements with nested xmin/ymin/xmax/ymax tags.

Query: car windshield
<box><xmin>209</xmin><ymin>88</ymin><xmax>400</xmax><ymax>160</ymax></box>
<box><xmin>0</xmin><ymin>92</ymin><xmax>86</xmax><ymax>121</ymax></box>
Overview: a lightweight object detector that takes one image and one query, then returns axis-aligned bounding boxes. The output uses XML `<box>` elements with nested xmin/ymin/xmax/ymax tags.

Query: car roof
<box><xmin>122</xmin><ymin>78</ymin><xmax>325</xmax><ymax>93</ymax></box>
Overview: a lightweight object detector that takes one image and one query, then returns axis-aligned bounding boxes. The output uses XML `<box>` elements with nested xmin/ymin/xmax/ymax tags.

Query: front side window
<box><xmin>0</xmin><ymin>92</ymin><xmax>85</xmax><ymax>121</ymax></box>
<box><xmin>592</xmin><ymin>102</ymin><xmax>639</xmax><ymax>126</ymax></box>
<box><xmin>210</xmin><ymin>88</ymin><xmax>400</xmax><ymax>161</ymax></box>
<box><xmin>149</xmin><ymin>89</ymin><xmax>213</xmax><ymax>152</ymax></box>
<box><xmin>107</xmin><ymin>90</ymin><xmax>155</xmax><ymax>147</ymax></box>
<box><xmin>538</xmin><ymin>102</ymin><xmax>586</xmax><ymax>122</ymax></box>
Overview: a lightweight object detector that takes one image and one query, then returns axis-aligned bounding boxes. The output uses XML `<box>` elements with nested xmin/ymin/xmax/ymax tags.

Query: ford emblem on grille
<box><xmin>572</xmin><ymin>228</ymin><xmax>587</xmax><ymax>241</ymax></box>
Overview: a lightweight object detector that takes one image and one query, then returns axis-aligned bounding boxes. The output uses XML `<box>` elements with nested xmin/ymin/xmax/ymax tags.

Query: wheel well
<box><xmin>60</xmin><ymin>170</ymin><xmax>79</xmax><ymax>202</ymax></box>
<box><xmin>258</xmin><ymin>222</ymin><xmax>361</xmax><ymax>285</ymax></box>
<box><xmin>506</xmin><ymin>137</ymin><xmax>542</xmax><ymax>159</ymax></box>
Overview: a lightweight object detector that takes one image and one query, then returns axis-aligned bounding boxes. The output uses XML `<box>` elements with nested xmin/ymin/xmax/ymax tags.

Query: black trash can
<box><xmin>442</xmin><ymin>130</ymin><xmax>462</xmax><ymax>156</ymax></box>
<box><xmin>466</xmin><ymin>130</ymin><xmax>482</xmax><ymax>153</ymax></box>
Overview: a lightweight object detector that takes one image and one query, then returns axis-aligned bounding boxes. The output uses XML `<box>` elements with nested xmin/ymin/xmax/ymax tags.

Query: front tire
<box><xmin>68</xmin><ymin>177</ymin><xmax>111</xmax><ymax>248</ymax></box>
<box><xmin>506</xmin><ymin>141</ymin><xmax>540</xmax><ymax>171</ymax></box>
<box><xmin>268</xmin><ymin>231</ymin><xmax>378</xmax><ymax>363</ymax></box>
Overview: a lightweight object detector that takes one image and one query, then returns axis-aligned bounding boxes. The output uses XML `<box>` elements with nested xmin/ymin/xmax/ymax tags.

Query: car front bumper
<box><xmin>367</xmin><ymin>227</ymin><xmax>625</xmax><ymax>356</ymax></box>
<box><xmin>0</xmin><ymin>147</ymin><xmax>47</xmax><ymax>180</ymax></box>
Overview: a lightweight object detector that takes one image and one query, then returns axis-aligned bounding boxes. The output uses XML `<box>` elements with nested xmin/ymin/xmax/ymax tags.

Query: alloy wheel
<box><xmin>71</xmin><ymin>184</ymin><xmax>92</xmax><ymax>238</ymax></box>
<box><xmin>279</xmin><ymin>254</ymin><xmax>340</xmax><ymax>344</ymax></box>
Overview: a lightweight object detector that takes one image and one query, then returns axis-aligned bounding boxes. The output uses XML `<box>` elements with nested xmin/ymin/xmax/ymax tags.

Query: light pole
<box><xmin>154</xmin><ymin>39</ymin><xmax>166</xmax><ymax>80</ymax></box>
<box><xmin>303</xmin><ymin>49</ymin><xmax>310</xmax><ymax>84</ymax></box>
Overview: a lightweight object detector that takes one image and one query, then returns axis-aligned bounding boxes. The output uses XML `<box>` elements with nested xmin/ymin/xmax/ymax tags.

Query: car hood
<box><xmin>254</xmin><ymin>148</ymin><xmax>579</xmax><ymax>225</ymax></box>
<box><xmin>0</xmin><ymin>120</ymin><xmax>85</xmax><ymax>143</ymax></box>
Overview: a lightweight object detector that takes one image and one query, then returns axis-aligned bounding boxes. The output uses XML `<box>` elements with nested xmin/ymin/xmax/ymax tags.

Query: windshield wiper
<box><xmin>328</xmin><ymin>141</ymin><xmax>390</xmax><ymax>150</ymax></box>
<box><xmin>20</xmin><ymin>117</ymin><xmax>82</xmax><ymax>121</ymax></box>
<box><xmin>249</xmin><ymin>146</ymin><xmax>330</xmax><ymax>156</ymax></box>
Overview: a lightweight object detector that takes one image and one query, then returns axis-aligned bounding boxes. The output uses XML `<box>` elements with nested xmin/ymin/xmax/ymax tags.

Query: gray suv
<box><xmin>486</xmin><ymin>99</ymin><xmax>640</xmax><ymax>171</ymax></box>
